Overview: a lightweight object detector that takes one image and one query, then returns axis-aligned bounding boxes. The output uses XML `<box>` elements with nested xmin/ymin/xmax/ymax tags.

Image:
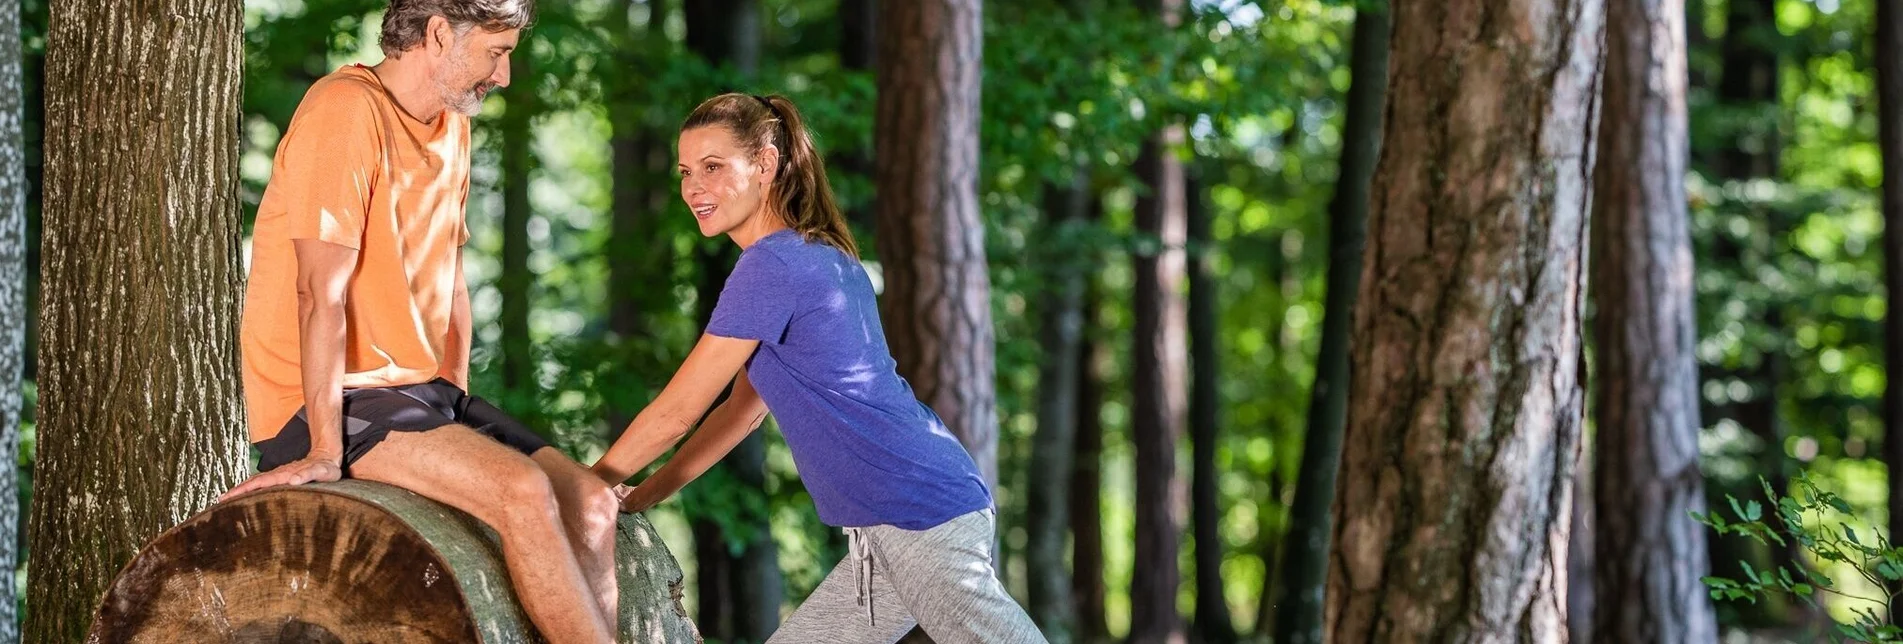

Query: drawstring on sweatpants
<box><xmin>846</xmin><ymin>526</ymin><xmax>875</xmax><ymax>625</ymax></box>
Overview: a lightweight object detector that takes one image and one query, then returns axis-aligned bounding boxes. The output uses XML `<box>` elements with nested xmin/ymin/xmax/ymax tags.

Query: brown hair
<box><xmin>681</xmin><ymin>93</ymin><xmax>859</xmax><ymax>258</ymax></box>
<box><xmin>380</xmin><ymin>0</ymin><xmax>535</xmax><ymax>58</ymax></box>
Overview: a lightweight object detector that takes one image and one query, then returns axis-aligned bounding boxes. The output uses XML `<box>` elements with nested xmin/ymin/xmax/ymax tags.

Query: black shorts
<box><xmin>253</xmin><ymin>378</ymin><xmax>550</xmax><ymax>475</ymax></box>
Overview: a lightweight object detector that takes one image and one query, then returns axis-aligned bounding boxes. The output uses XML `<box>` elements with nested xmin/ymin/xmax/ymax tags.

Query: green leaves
<box><xmin>1699</xmin><ymin>472</ymin><xmax>1902</xmax><ymax>637</ymax></box>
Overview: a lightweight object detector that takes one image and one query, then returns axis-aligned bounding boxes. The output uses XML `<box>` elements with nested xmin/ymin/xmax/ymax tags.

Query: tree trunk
<box><xmin>1705</xmin><ymin>0</ymin><xmax>1798</xmax><ymax>625</ymax></box>
<box><xmin>1028</xmin><ymin>170</ymin><xmax>1091</xmax><ymax>643</ymax></box>
<box><xmin>1130</xmin><ymin>129</ymin><xmax>1189</xmax><ymax>644</ymax></box>
<box><xmin>1878</xmin><ymin>0</ymin><xmax>1903</xmax><ymax>597</ymax></box>
<box><xmin>26</xmin><ymin>1</ymin><xmax>250</xmax><ymax>641</ymax></box>
<box><xmin>838</xmin><ymin>0</ymin><xmax>876</xmax><ymax>235</ymax></box>
<box><xmin>1187</xmin><ymin>171</ymin><xmax>1234</xmax><ymax>644</ymax></box>
<box><xmin>1324</xmin><ymin>0</ymin><xmax>1602</xmax><ymax>640</ymax></box>
<box><xmin>90</xmin><ymin>481</ymin><xmax>699</xmax><ymax>643</ymax></box>
<box><xmin>606</xmin><ymin>0</ymin><xmax>675</xmax><ymax>348</ymax></box>
<box><xmin>1270</xmin><ymin>4</ymin><xmax>1386</xmax><ymax>643</ymax></box>
<box><xmin>874</xmin><ymin>0</ymin><xmax>995</xmax><ymax>491</ymax></box>
<box><xmin>683</xmin><ymin>3</ymin><xmax>781</xmax><ymax>641</ymax></box>
<box><xmin>1129</xmin><ymin>3</ymin><xmax>1189</xmax><ymax>638</ymax></box>
<box><xmin>1590</xmin><ymin>0</ymin><xmax>1718</xmax><ymax>640</ymax></box>
<box><xmin>499</xmin><ymin>53</ymin><xmax>536</xmax><ymax>393</ymax></box>
<box><xmin>876</xmin><ymin>5</ymin><xmax>989</xmax><ymax>640</ymax></box>
<box><xmin>0</xmin><ymin>0</ymin><xmax>23</xmax><ymax>637</ymax></box>
<box><xmin>1071</xmin><ymin>272</ymin><xmax>1109</xmax><ymax>643</ymax></box>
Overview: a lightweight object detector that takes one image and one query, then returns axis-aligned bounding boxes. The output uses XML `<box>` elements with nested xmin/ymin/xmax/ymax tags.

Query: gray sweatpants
<box><xmin>768</xmin><ymin>509</ymin><xmax>1048</xmax><ymax>644</ymax></box>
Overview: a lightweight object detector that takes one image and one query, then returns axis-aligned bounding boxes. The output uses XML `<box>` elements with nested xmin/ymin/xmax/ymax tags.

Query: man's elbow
<box><xmin>295</xmin><ymin>279</ymin><xmax>346</xmax><ymax>318</ymax></box>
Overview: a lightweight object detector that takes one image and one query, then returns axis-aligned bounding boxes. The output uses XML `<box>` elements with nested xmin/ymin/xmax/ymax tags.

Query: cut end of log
<box><xmin>88</xmin><ymin>480</ymin><xmax>700</xmax><ymax>644</ymax></box>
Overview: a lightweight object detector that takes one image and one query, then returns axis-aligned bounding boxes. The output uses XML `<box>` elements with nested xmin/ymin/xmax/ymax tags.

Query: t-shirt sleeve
<box><xmin>707</xmin><ymin>248</ymin><xmax>802</xmax><ymax>344</ymax></box>
<box><xmin>276</xmin><ymin>82</ymin><xmax>383</xmax><ymax>250</ymax></box>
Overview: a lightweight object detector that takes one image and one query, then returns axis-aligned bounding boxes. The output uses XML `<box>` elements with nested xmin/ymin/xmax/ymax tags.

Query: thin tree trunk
<box><xmin>838</xmin><ymin>0</ymin><xmax>876</xmax><ymax>236</ymax></box>
<box><xmin>607</xmin><ymin>0</ymin><xmax>674</xmax><ymax>345</ymax></box>
<box><xmin>1028</xmin><ymin>169</ymin><xmax>1091</xmax><ymax>643</ymax></box>
<box><xmin>1878</xmin><ymin>0</ymin><xmax>1903</xmax><ymax>602</ymax></box>
<box><xmin>26</xmin><ymin>1</ymin><xmax>249</xmax><ymax>641</ymax></box>
<box><xmin>0</xmin><ymin>0</ymin><xmax>23</xmax><ymax>637</ymax></box>
<box><xmin>1270</xmin><ymin>4</ymin><xmax>1386</xmax><ymax>643</ymax></box>
<box><xmin>683</xmin><ymin>3</ymin><xmax>781</xmax><ymax>640</ymax></box>
<box><xmin>499</xmin><ymin>53</ymin><xmax>535</xmax><ymax>393</ymax></box>
<box><xmin>605</xmin><ymin>0</ymin><xmax>676</xmax><ymax>442</ymax></box>
<box><xmin>1130</xmin><ymin>0</ymin><xmax>1189</xmax><ymax>638</ymax></box>
<box><xmin>1187</xmin><ymin>171</ymin><xmax>1234</xmax><ymax>644</ymax></box>
<box><xmin>1071</xmin><ymin>270</ymin><xmax>1109</xmax><ymax>643</ymax></box>
<box><xmin>1324</xmin><ymin>0</ymin><xmax>1602</xmax><ymax>639</ymax></box>
<box><xmin>1590</xmin><ymin>0</ymin><xmax>1717</xmax><ymax>640</ymax></box>
<box><xmin>1705</xmin><ymin>0</ymin><xmax>1798</xmax><ymax>626</ymax></box>
<box><xmin>1130</xmin><ymin>129</ymin><xmax>1189</xmax><ymax>644</ymax></box>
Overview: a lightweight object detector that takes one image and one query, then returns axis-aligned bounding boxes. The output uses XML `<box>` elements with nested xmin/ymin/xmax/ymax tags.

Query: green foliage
<box><xmin>1697</xmin><ymin>472</ymin><xmax>1903</xmax><ymax>642</ymax></box>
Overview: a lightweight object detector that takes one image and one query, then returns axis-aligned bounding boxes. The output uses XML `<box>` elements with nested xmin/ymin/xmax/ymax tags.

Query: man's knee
<box><xmin>567</xmin><ymin>475</ymin><xmax>620</xmax><ymax>544</ymax></box>
<box><xmin>489</xmin><ymin>463</ymin><xmax>563</xmax><ymax>528</ymax></box>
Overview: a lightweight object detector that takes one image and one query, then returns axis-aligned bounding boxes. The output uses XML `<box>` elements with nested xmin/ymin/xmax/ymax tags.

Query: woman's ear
<box><xmin>757</xmin><ymin>145</ymin><xmax>782</xmax><ymax>185</ymax></box>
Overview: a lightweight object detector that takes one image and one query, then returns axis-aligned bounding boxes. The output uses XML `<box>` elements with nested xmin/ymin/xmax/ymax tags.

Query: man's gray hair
<box><xmin>380</xmin><ymin>0</ymin><xmax>534</xmax><ymax>57</ymax></box>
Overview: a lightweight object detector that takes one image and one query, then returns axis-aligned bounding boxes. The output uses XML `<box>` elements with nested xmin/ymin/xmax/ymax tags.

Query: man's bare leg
<box><xmin>351</xmin><ymin>427</ymin><xmax>613</xmax><ymax>644</ymax></box>
<box><xmin>532</xmin><ymin>448</ymin><xmax>621</xmax><ymax>625</ymax></box>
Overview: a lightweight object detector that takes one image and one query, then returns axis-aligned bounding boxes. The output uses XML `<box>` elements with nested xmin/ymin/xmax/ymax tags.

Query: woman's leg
<box><xmin>769</xmin><ymin>529</ymin><xmax>918</xmax><ymax>644</ymax></box>
<box><xmin>865</xmin><ymin>510</ymin><xmax>1049</xmax><ymax>644</ymax></box>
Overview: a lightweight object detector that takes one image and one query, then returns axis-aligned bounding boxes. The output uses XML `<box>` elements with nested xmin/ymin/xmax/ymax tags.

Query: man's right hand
<box><xmin>217</xmin><ymin>455</ymin><xmax>343</xmax><ymax>503</ymax></box>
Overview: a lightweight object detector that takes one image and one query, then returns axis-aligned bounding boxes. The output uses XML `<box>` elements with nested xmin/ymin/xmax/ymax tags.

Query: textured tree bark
<box><xmin>26</xmin><ymin>2</ymin><xmax>250</xmax><ymax>642</ymax></box>
<box><xmin>0</xmin><ymin>0</ymin><xmax>23</xmax><ymax>638</ymax></box>
<box><xmin>499</xmin><ymin>51</ymin><xmax>536</xmax><ymax>393</ymax></box>
<box><xmin>874</xmin><ymin>0</ymin><xmax>995</xmax><ymax>492</ymax></box>
<box><xmin>1324</xmin><ymin>0</ymin><xmax>1602</xmax><ymax>640</ymax></box>
<box><xmin>876</xmin><ymin>5</ymin><xmax>989</xmax><ymax>641</ymax></box>
<box><xmin>1129</xmin><ymin>3</ymin><xmax>1189</xmax><ymax>637</ymax></box>
<box><xmin>1028</xmin><ymin>169</ymin><xmax>1091</xmax><ymax>643</ymax></box>
<box><xmin>88</xmin><ymin>481</ymin><xmax>699</xmax><ymax>643</ymax></box>
<box><xmin>1186</xmin><ymin>172</ymin><xmax>1235</xmax><ymax>644</ymax></box>
<box><xmin>1271</xmin><ymin>5</ymin><xmax>1387</xmax><ymax>644</ymax></box>
<box><xmin>1590</xmin><ymin>0</ymin><xmax>1718</xmax><ymax>640</ymax></box>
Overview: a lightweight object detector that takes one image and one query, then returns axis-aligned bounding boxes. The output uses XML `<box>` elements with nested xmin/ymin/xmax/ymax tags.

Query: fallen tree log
<box><xmin>87</xmin><ymin>479</ymin><xmax>701</xmax><ymax>643</ymax></box>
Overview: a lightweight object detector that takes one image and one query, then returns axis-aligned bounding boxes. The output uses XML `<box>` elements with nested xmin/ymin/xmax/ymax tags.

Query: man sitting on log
<box><xmin>218</xmin><ymin>2</ymin><xmax>622</xmax><ymax>642</ymax></box>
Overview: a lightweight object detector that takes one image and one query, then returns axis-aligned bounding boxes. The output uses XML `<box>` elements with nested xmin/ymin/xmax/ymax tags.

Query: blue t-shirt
<box><xmin>705</xmin><ymin>229</ymin><xmax>993</xmax><ymax>529</ymax></box>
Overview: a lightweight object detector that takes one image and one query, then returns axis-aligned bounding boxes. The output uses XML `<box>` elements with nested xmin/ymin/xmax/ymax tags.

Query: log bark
<box><xmin>90</xmin><ymin>480</ymin><xmax>700</xmax><ymax>643</ymax></box>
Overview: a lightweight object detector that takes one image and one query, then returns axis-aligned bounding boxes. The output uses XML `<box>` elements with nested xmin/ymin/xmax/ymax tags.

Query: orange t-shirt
<box><xmin>240</xmin><ymin>65</ymin><xmax>471</xmax><ymax>442</ymax></box>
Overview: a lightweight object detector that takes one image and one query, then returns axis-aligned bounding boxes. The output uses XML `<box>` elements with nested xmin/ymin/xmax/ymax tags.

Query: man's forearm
<box><xmin>299</xmin><ymin>296</ymin><xmax>349</xmax><ymax>462</ymax></box>
<box><xmin>440</xmin><ymin>272</ymin><xmax>472</xmax><ymax>390</ymax></box>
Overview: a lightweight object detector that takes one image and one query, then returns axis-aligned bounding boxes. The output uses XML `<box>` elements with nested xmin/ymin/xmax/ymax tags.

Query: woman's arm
<box><xmin>616</xmin><ymin>371</ymin><xmax>770</xmax><ymax>512</ymax></box>
<box><xmin>591</xmin><ymin>333</ymin><xmax>761</xmax><ymax>484</ymax></box>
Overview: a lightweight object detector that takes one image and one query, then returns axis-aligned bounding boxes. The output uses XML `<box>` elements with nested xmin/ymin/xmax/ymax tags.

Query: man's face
<box><xmin>435</xmin><ymin>26</ymin><xmax>519</xmax><ymax>116</ymax></box>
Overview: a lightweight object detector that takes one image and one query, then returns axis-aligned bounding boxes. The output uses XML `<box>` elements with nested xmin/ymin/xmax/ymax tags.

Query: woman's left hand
<box><xmin>615</xmin><ymin>483</ymin><xmax>667</xmax><ymax>513</ymax></box>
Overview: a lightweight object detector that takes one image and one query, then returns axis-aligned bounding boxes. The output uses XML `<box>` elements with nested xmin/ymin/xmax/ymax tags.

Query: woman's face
<box><xmin>678</xmin><ymin>126</ymin><xmax>777</xmax><ymax>238</ymax></box>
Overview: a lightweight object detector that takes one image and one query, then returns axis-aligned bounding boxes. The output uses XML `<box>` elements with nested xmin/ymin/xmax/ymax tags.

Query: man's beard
<box><xmin>435</xmin><ymin>57</ymin><xmax>494</xmax><ymax>116</ymax></box>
